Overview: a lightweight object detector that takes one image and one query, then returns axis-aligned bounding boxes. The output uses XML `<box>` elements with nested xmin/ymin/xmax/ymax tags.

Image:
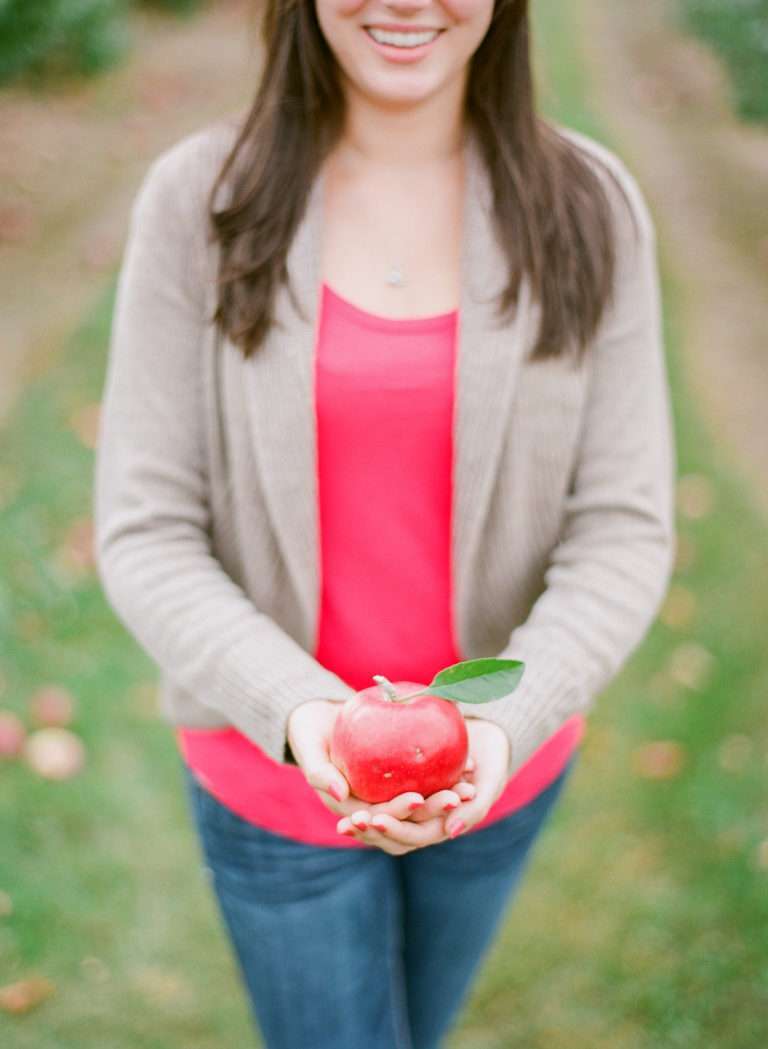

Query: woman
<box><xmin>94</xmin><ymin>0</ymin><xmax>676</xmax><ymax>1046</ymax></box>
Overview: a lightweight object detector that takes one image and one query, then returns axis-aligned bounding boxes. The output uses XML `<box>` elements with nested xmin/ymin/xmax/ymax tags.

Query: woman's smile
<box><xmin>362</xmin><ymin>24</ymin><xmax>445</xmax><ymax>62</ymax></box>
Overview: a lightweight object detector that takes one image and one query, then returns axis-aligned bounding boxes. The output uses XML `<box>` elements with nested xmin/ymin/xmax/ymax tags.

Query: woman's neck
<box><xmin>335</xmin><ymin>76</ymin><xmax>468</xmax><ymax>173</ymax></box>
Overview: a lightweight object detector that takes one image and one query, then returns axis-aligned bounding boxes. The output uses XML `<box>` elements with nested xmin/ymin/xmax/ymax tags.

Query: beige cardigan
<box><xmin>94</xmin><ymin>115</ymin><xmax>676</xmax><ymax>780</ymax></box>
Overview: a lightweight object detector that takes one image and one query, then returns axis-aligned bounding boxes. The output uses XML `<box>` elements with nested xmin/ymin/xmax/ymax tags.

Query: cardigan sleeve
<box><xmin>93</xmin><ymin>141</ymin><xmax>357</xmax><ymax>766</ymax></box>
<box><xmin>458</xmin><ymin>156</ymin><xmax>677</xmax><ymax>780</ymax></box>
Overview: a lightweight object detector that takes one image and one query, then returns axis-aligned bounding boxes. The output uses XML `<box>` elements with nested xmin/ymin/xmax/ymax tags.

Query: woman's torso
<box><xmin>178</xmin><ymin>148</ymin><xmax>585</xmax><ymax>845</ymax></box>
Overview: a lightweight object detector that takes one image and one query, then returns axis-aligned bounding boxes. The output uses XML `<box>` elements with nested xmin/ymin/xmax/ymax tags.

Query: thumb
<box><xmin>303</xmin><ymin>758</ymin><xmax>350</xmax><ymax>804</ymax></box>
<box><xmin>288</xmin><ymin>706</ymin><xmax>350</xmax><ymax>802</ymax></box>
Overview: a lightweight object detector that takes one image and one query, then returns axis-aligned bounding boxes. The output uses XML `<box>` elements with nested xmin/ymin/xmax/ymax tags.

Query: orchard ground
<box><xmin>1</xmin><ymin>1</ymin><xmax>767</xmax><ymax>1046</ymax></box>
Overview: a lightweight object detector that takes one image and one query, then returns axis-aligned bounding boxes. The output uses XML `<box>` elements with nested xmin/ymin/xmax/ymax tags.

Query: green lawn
<box><xmin>677</xmin><ymin>0</ymin><xmax>768</xmax><ymax>122</ymax></box>
<box><xmin>2</xmin><ymin>3</ymin><xmax>767</xmax><ymax>1047</ymax></box>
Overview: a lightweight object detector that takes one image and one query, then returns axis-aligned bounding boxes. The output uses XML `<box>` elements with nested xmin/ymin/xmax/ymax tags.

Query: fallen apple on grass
<box><xmin>329</xmin><ymin>657</ymin><xmax>524</xmax><ymax>804</ymax></box>
<box><xmin>23</xmin><ymin>727</ymin><xmax>85</xmax><ymax>780</ymax></box>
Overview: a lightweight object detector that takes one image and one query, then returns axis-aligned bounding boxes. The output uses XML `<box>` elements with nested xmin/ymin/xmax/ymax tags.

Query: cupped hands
<box><xmin>287</xmin><ymin>699</ymin><xmax>510</xmax><ymax>855</ymax></box>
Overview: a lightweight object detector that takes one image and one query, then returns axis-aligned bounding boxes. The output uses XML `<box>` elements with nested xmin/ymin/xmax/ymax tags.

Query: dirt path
<box><xmin>0</xmin><ymin>1</ymin><xmax>257</xmax><ymax>424</ymax></box>
<box><xmin>579</xmin><ymin>0</ymin><xmax>768</xmax><ymax>519</ymax></box>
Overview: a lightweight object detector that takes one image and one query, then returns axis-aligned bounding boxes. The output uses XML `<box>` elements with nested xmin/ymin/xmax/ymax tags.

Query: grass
<box><xmin>2</xmin><ymin>2</ymin><xmax>768</xmax><ymax>1047</ymax></box>
<box><xmin>0</xmin><ymin>287</ymin><xmax>254</xmax><ymax>1046</ymax></box>
<box><xmin>676</xmin><ymin>0</ymin><xmax>768</xmax><ymax>122</ymax></box>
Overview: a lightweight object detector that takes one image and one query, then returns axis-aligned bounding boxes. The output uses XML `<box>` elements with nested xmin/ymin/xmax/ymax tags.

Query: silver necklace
<box><xmin>385</xmin><ymin>264</ymin><xmax>408</xmax><ymax>288</ymax></box>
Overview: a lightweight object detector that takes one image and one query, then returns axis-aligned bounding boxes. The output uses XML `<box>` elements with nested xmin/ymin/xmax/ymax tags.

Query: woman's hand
<box><xmin>433</xmin><ymin>717</ymin><xmax>510</xmax><ymax>838</ymax></box>
<box><xmin>286</xmin><ymin>699</ymin><xmax>477</xmax><ymax>854</ymax></box>
<box><xmin>288</xmin><ymin>701</ymin><xmax>510</xmax><ymax>854</ymax></box>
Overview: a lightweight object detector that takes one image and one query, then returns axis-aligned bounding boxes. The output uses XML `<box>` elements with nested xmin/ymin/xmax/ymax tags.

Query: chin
<box><xmin>360</xmin><ymin>72</ymin><xmax>440</xmax><ymax>104</ymax></box>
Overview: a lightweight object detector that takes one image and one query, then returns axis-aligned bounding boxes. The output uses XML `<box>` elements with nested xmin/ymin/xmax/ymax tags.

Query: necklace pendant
<box><xmin>385</xmin><ymin>266</ymin><xmax>407</xmax><ymax>288</ymax></box>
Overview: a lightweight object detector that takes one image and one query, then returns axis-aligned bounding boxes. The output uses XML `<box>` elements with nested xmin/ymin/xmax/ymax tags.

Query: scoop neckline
<box><xmin>322</xmin><ymin>281</ymin><xmax>458</xmax><ymax>332</ymax></box>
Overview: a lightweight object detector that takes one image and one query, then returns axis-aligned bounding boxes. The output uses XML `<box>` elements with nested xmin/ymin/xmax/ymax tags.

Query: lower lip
<box><xmin>363</xmin><ymin>28</ymin><xmax>443</xmax><ymax>64</ymax></box>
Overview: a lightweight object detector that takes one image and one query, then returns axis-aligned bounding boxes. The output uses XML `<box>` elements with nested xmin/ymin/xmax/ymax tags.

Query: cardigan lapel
<box><xmin>240</xmin><ymin>128</ymin><xmax>538</xmax><ymax>651</ymax></box>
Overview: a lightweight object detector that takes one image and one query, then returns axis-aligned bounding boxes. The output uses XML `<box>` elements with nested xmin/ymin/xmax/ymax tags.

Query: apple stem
<box><xmin>372</xmin><ymin>674</ymin><xmax>410</xmax><ymax>703</ymax></box>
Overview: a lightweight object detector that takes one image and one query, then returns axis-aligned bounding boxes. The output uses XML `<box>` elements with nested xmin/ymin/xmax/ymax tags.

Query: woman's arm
<box><xmin>94</xmin><ymin>140</ymin><xmax>357</xmax><ymax>765</ymax></box>
<box><xmin>459</xmin><ymin>158</ymin><xmax>677</xmax><ymax>780</ymax></box>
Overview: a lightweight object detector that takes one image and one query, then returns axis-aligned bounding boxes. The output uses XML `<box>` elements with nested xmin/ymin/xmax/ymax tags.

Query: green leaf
<box><xmin>420</xmin><ymin>657</ymin><xmax>525</xmax><ymax>704</ymax></box>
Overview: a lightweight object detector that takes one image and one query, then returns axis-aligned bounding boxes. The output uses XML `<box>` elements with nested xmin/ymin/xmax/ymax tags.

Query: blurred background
<box><xmin>1</xmin><ymin>1</ymin><xmax>767</xmax><ymax>1045</ymax></box>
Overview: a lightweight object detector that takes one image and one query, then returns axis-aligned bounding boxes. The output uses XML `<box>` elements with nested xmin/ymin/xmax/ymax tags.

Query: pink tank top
<box><xmin>177</xmin><ymin>282</ymin><xmax>585</xmax><ymax>847</ymax></box>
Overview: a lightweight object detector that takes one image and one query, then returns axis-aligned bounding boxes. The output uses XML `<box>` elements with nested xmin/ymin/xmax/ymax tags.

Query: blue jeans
<box><xmin>181</xmin><ymin>751</ymin><xmax>578</xmax><ymax>1049</ymax></box>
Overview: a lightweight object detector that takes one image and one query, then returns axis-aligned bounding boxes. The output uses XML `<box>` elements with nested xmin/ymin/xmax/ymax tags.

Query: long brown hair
<box><xmin>208</xmin><ymin>0</ymin><xmax>637</xmax><ymax>363</ymax></box>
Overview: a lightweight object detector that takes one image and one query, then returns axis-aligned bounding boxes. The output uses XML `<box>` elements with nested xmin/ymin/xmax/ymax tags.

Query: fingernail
<box><xmin>408</xmin><ymin>801</ymin><xmax>424</xmax><ymax>811</ymax></box>
<box><xmin>340</xmin><ymin>826</ymin><xmax>356</xmax><ymax>837</ymax></box>
<box><xmin>371</xmin><ymin>819</ymin><xmax>387</xmax><ymax>833</ymax></box>
<box><xmin>329</xmin><ymin>783</ymin><xmax>344</xmax><ymax>802</ymax></box>
<box><xmin>353</xmin><ymin>820</ymin><xmax>369</xmax><ymax>831</ymax></box>
<box><xmin>442</xmin><ymin>802</ymin><xmax>458</xmax><ymax>813</ymax></box>
<box><xmin>446</xmin><ymin>819</ymin><xmax>465</xmax><ymax>838</ymax></box>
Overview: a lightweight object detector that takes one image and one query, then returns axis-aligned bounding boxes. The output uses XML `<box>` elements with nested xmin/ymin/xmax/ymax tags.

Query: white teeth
<box><xmin>366</xmin><ymin>27</ymin><xmax>440</xmax><ymax>48</ymax></box>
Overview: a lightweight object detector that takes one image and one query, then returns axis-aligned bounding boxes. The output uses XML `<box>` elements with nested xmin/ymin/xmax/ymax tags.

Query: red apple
<box><xmin>330</xmin><ymin>678</ymin><xmax>469</xmax><ymax>804</ymax></box>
